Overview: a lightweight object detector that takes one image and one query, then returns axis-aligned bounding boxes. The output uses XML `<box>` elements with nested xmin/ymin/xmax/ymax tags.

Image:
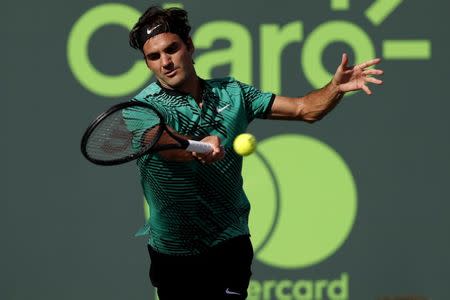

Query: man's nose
<box><xmin>161</xmin><ymin>54</ymin><xmax>173</xmax><ymax>68</ymax></box>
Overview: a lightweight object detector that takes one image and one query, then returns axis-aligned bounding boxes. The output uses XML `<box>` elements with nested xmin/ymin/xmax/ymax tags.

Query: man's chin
<box><xmin>157</xmin><ymin>79</ymin><xmax>176</xmax><ymax>90</ymax></box>
<box><xmin>161</xmin><ymin>77</ymin><xmax>186</xmax><ymax>90</ymax></box>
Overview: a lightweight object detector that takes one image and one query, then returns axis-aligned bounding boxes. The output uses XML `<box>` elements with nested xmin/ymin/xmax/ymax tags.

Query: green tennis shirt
<box><xmin>132</xmin><ymin>77</ymin><xmax>275</xmax><ymax>255</ymax></box>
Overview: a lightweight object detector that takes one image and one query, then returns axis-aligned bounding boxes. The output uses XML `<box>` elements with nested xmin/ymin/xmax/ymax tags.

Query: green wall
<box><xmin>3</xmin><ymin>1</ymin><xmax>449</xmax><ymax>299</ymax></box>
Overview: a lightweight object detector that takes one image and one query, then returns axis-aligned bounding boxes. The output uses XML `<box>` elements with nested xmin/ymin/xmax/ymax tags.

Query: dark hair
<box><xmin>129</xmin><ymin>6</ymin><xmax>191</xmax><ymax>52</ymax></box>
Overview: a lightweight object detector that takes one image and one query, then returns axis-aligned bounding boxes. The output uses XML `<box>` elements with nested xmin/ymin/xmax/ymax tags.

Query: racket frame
<box><xmin>81</xmin><ymin>101</ymin><xmax>166</xmax><ymax>166</ymax></box>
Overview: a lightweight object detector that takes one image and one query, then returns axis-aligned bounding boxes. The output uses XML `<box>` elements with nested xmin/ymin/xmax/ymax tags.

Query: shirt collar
<box><xmin>156</xmin><ymin>77</ymin><xmax>206</xmax><ymax>97</ymax></box>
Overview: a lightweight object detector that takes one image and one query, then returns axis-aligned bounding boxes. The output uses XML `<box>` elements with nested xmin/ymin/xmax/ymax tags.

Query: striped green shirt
<box><xmin>133</xmin><ymin>77</ymin><xmax>274</xmax><ymax>255</ymax></box>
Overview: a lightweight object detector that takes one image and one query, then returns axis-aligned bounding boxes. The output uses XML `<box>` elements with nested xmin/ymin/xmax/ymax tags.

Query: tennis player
<box><xmin>128</xmin><ymin>6</ymin><xmax>383</xmax><ymax>300</ymax></box>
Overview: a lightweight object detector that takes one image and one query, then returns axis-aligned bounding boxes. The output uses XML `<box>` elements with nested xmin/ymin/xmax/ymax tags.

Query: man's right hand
<box><xmin>192</xmin><ymin>135</ymin><xmax>225</xmax><ymax>164</ymax></box>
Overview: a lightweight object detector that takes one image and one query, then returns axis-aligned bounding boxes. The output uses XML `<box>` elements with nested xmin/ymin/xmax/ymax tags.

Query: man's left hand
<box><xmin>332</xmin><ymin>53</ymin><xmax>384</xmax><ymax>95</ymax></box>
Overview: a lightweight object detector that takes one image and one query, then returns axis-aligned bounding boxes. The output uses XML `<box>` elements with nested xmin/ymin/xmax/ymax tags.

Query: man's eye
<box><xmin>166</xmin><ymin>45</ymin><xmax>179</xmax><ymax>54</ymax></box>
<box><xmin>147</xmin><ymin>54</ymin><xmax>160</xmax><ymax>61</ymax></box>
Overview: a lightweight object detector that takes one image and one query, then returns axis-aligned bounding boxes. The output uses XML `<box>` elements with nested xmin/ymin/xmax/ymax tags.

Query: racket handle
<box><xmin>186</xmin><ymin>140</ymin><xmax>213</xmax><ymax>153</ymax></box>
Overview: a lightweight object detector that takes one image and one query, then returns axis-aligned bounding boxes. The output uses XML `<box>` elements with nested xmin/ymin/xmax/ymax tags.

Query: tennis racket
<box><xmin>81</xmin><ymin>101</ymin><xmax>213</xmax><ymax>165</ymax></box>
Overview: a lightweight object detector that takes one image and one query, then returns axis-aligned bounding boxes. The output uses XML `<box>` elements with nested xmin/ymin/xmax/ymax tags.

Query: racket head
<box><xmin>81</xmin><ymin>101</ymin><xmax>165</xmax><ymax>165</ymax></box>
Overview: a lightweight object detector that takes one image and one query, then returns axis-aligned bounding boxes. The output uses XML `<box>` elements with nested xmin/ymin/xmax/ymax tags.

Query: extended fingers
<box><xmin>363</xmin><ymin>69</ymin><xmax>384</xmax><ymax>76</ymax></box>
<box><xmin>358</xmin><ymin>58</ymin><xmax>381</xmax><ymax>69</ymax></box>
<box><xmin>365</xmin><ymin>77</ymin><xmax>383</xmax><ymax>85</ymax></box>
<box><xmin>361</xmin><ymin>84</ymin><xmax>372</xmax><ymax>95</ymax></box>
<box><xmin>341</xmin><ymin>53</ymin><xmax>349</xmax><ymax>67</ymax></box>
<box><xmin>364</xmin><ymin>68</ymin><xmax>384</xmax><ymax>85</ymax></box>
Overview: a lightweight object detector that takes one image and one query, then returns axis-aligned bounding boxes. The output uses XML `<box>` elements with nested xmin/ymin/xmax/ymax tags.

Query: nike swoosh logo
<box><xmin>217</xmin><ymin>104</ymin><xmax>230</xmax><ymax>113</ymax></box>
<box><xmin>225</xmin><ymin>288</ymin><xmax>241</xmax><ymax>295</ymax></box>
<box><xmin>146</xmin><ymin>24</ymin><xmax>161</xmax><ymax>35</ymax></box>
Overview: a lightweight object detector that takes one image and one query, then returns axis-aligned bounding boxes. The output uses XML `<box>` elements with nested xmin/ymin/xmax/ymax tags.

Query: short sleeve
<box><xmin>237</xmin><ymin>81</ymin><xmax>275</xmax><ymax>122</ymax></box>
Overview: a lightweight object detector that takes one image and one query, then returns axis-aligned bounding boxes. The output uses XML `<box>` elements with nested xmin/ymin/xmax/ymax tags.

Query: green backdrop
<box><xmin>3</xmin><ymin>0</ymin><xmax>449</xmax><ymax>299</ymax></box>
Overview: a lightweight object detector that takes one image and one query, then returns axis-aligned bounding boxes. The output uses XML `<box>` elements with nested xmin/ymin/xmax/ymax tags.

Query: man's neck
<box><xmin>159</xmin><ymin>76</ymin><xmax>202</xmax><ymax>105</ymax></box>
<box><xmin>187</xmin><ymin>76</ymin><xmax>202</xmax><ymax>104</ymax></box>
<box><xmin>179</xmin><ymin>77</ymin><xmax>203</xmax><ymax>106</ymax></box>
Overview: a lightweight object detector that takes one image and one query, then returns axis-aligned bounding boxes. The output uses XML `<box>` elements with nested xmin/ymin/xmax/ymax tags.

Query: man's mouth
<box><xmin>165</xmin><ymin>68</ymin><xmax>178</xmax><ymax>77</ymax></box>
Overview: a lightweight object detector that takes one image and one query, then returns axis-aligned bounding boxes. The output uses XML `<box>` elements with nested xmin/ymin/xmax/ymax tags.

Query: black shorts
<box><xmin>147</xmin><ymin>235</ymin><xmax>254</xmax><ymax>300</ymax></box>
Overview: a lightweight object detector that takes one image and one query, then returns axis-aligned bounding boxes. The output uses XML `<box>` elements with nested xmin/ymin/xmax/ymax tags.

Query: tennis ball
<box><xmin>233</xmin><ymin>133</ymin><xmax>257</xmax><ymax>156</ymax></box>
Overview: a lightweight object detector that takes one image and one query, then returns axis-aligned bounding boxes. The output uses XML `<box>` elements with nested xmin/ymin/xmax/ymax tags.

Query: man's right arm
<box><xmin>145</xmin><ymin>129</ymin><xmax>224</xmax><ymax>163</ymax></box>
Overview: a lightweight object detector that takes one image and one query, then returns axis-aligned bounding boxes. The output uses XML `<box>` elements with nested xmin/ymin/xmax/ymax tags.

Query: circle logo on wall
<box><xmin>244</xmin><ymin>134</ymin><xmax>357</xmax><ymax>269</ymax></box>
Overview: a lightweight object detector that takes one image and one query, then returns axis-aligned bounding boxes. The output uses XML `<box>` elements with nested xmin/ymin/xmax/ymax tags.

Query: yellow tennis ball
<box><xmin>233</xmin><ymin>133</ymin><xmax>257</xmax><ymax>156</ymax></box>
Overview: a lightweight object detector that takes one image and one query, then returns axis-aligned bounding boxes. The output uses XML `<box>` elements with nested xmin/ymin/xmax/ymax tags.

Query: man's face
<box><xmin>142</xmin><ymin>32</ymin><xmax>195</xmax><ymax>91</ymax></box>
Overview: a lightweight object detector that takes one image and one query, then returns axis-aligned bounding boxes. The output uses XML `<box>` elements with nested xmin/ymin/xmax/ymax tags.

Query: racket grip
<box><xmin>186</xmin><ymin>140</ymin><xmax>213</xmax><ymax>153</ymax></box>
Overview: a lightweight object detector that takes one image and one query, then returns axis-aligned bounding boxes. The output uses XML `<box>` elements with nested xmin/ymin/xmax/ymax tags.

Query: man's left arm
<box><xmin>267</xmin><ymin>53</ymin><xmax>384</xmax><ymax>122</ymax></box>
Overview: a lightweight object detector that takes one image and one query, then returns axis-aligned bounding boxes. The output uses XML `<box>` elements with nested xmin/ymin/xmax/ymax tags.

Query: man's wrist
<box><xmin>329</xmin><ymin>79</ymin><xmax>344</xmax><ymax>98</ymax></box>
<box><xmin>330</xmin><ymin>78</ymin><xmax>340</xmax><ymax>92</ymax></box>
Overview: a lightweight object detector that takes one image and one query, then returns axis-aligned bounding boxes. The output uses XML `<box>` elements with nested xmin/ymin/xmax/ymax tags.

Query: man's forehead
<box><xmin>143</xmin><ymin>32</ymin><xmax>181</xmax><ymax>52</ymax></box>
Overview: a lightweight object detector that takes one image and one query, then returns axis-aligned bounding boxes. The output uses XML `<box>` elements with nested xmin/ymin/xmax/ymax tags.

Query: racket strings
<box><xmin>84</xmin><ymin>106</ymin><xmax>162</xmax><ymax>162</ymax></box>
